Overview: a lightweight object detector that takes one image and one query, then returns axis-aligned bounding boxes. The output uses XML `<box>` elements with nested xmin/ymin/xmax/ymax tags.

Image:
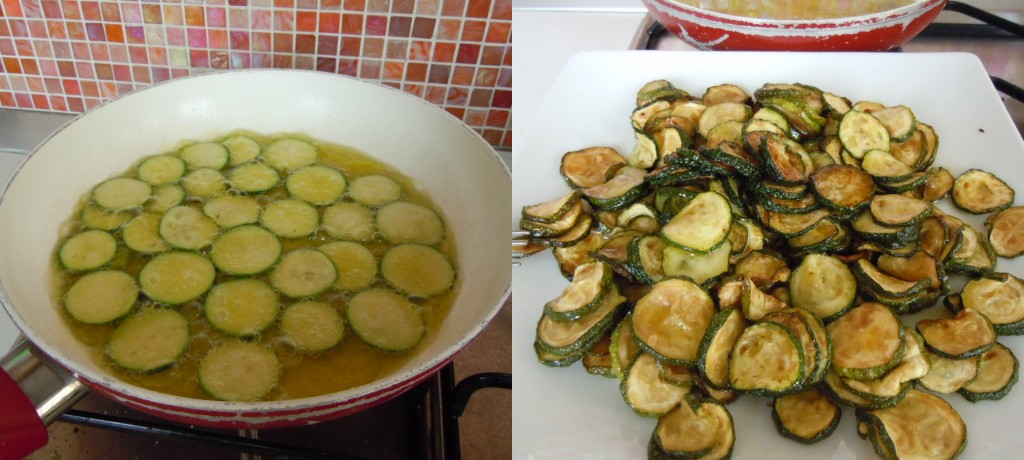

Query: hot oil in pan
<box><xmin>48</xmin><ymin>131</ymin><xmax>459</xmax><ymax>401</ymax></box>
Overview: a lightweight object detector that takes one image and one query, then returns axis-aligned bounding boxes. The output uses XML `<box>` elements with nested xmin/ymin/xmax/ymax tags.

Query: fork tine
<box><xmin>512</xmin><ymin>230</ymin><xmax>531</xmax><ymax>238</ymax></box>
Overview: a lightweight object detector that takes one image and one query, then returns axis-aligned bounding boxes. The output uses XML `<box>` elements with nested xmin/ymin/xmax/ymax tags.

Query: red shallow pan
<box><xmin>642</xmin><ymin>0</ymin><xmax>947</xmax><ymax>51</ymax></box>
<box><xmin>0</xmin><ymin>70</ymin><xmax>511</xmax><ymax>457</ymax></box>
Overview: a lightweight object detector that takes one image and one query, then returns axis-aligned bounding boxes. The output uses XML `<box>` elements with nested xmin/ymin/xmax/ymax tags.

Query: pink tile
<box><xmin>441</xmin><ymin>0</ymin><xmax>465</xmax><ymax>16</ymax></box>
<box><xmin>230</xmin><ymin>31</ymin><xmax>250</xmax><ymax>50</ymax></box>
<box><xmin>188</xmin><ymin>28</ymin><xmax>207</xmax><ymax>47</ymax></box>
<box><xmin>62</xmin><ymin>78</ymin><xmax>80</xmax><ymax>95</ymax></box>
<box><xmin>359</xmin><ymin>59</ymin><xmax>381</xmax><ymax>79</ymax></box>
<box><xmin>362</xmin><ymin>37</ymin><xmax>382</xmax><ymax>57</ymax></box>
<box><xmin>273</xmin><ymin>10</ymin><xmax>294</xmax><ymax>30</ymax></box>
<box><xmin>228</xmin><ymin>0</ymin><xmax>249</xmax><ymax>6</ymax></box>
<box><xmin>402</xmin><ymin>83</ymin><xmax>424</xmax><ymax>98</ymax></box>
<box><xmin>171</xmin><ymin>68</ymin><xmax>190</xmax><ymax>78</ymax></box>
<box><xmin>464</xmin><ymin>108</ymin><xmax>486</xmax><ymax>127</ymax></box>
<box><xmin>9</xmin><ymin>19</ymin><xmax>29</xmax><ymax>37</ymax></box>
<box><xmin>41</xmin><ymin>1</ymin><xmax>64</xmax><ymax>19</ymax></box>
<box><xmin>388</xmin><ymin>16</ymin><xmax>411</xmax><ymax>37</ymax></box>
<box><xmin>129</xmin><ymin>46</ymin><xmax>148</xmax><ymax>64</ymax></box>
<box><xmin>190</xmin><ymin>49</ymin><xmax>209</xmax><ymax>68</ymax></box>
<box><xmin>51</xmin><ymin>41</ymin><xmax>71</xmax><ymax>58</ymax></box>
<box><xmin>15</xmin><ymin>38</ymin><xmax>33</xmax><ymax>56</ymax></box>
<box><xmin>337</xmin><ymin>58</ymin><xmax>358</xmax><ymax>77</ymax></box>
<box><xmin>382</xmin><ymin>60</ymin><xmax>403</xmax><ymax>80</ymax></box>
<box><xmin>424</xmin><ymin>85</ymin><xmax>445</xmax><ymax>104</ymax></box>
<box><xmin>132</xmin><ymin>65</ymin><xmax>151</xmax><ymax>83</ymax></box>
<box><xmin>480</xmin><ymin>44</ymin><xmax>503</xmax><ymax>65</ymax></box>
<box><xmin>437</xmin><ymin>18</ymin><xmax>460</xmax><ymax>40</ymax></box>
<box><xmin>89</xmin><ymin>42</ymin><xmax>109</xmax><ymax>60</ymax></box>
<box><xmin>148</xmin><ymin>47</ymin><xmax>167</xmax><ymax>66</ymax></box>
<box><xmin>294</xmin><ymin>54</ymin><xmax>314</xmax><ymax>69</ymax></box>
<box><xmin>113</xmin><ymin>64</ymin><xmax>131</xmax><ymax>82</ymax></box>
<box><xmin>272</xmin><ymin>54</ymin><xmax>292</xmax><ymax>68</ymax></box>
<box><xmin>0</xmin><ymin>39</ymin><xmax>13</xmax><ymax>55</ymax></box>
<box><xmin>207</xmin><ymin>7</ymin><xmax>227</xmax><ymax>27</ymax></box>
<box><xmin>83</xmin><ymin>98</ymin><xmax>101</xmax><ymax>110</ymax></box>
<box><xmin>121</xmin><ymin>2</ymin><xmax>143</xmax><ymax>24</ymax></box>
<box><xmin>166</xmin><ymin>27</ymin><xmax>185</xmax><ymax>46</ymax></box>
<box><xmin>427</xmin><ymin>64</ymin><xmax>449</xmax><ymax>84</ymax></box>
<box><xmin>251</xmin><ymin>31</ymin><xmax>271</xmax><ymax>51</ymax></box>
<box><xmin>252</xmin><ymin>53</ymin><xmax>272</xmax><ymax>68</ymax></box>
<box><xmin>366</xmin><ymin>0</ymin><xmax>389</xmax><ymax>13</ymax></box>
<box><xmin>416</xmin><ymin>0</ymin><xmax>440</xmax><ymax>15</ymax></box>
<box><xmin>80</xmin><ymin>2</ymin><xmax>101</xmax><ymax>21</ymax></box>
<box><xmin>145</xmin><ymin>25</ymin><xmax>166</xmax><ymax>44</ymax></box>
<box><xmin>493</xmin><ymin>0</ymin><xmax>510</xmax><ymax>20</ymax></box>
<box><xmin>67</xmin><ymin>96</ymin><xmax>84</xmax><ymax>112</ymax></box>
<box><xmin>316</xmin><ymin>56</ymin><xmax>336</xmax><ymax>72</ymax></box>
<box><xmin>109</xmin><ymin>44</ymin><xmax>129</xmax><ymax>63</ymax></box>
<box><xmin>385</xmin><ymin>39</ymin><xmax>407</xmax><ymax>60</ymax></box>
<box><xmin>252</xmin><ymin>9</ymin><xmax>272</xmax><ymax>30</ymax></box>
<box><xmin>296</xmin><ymin>0</ymin><xmax>317</xmax><ymax>8</ymax></box>
<box><xmin>408</xmin><ymin>40</ymin><xmax>430</xmax><ymax>61</ymax></box>
<box><xmin>125</xmin><ymin>26</ymin><xmax>145</xmax><ymax>44</ymax></box>
<box><xmin>412</xmin><ymin>17</ymin><xmax>436</xmax><ymax>38</ymax></box>
<box><xmin>98</xmin><ymin>81</ymin><xmax>117</xmax><ymax>99</ymax></box>
<box><xmin>228</xmin><ymin>8</ymin><xmax>248</xmax><ymax>28</ymax></box>
<box><xmin>210</xmin><ymin>51</ymin><xmax>230</xmax><ymax>69</ymax></box>
<box><xmin>101</xmin><ymin>2</ymin><xmax>121</xmax><ymax>22</ymax></box>
<box><xmin>28</xmin><ymin>20</ymin><xmax>48</xmax><ymax>38</ymax></box>
<box><xmin>151</xmin><ymin>67</ymin><xmax>169</xmax><ymax>83</ymax></box>
<box><xmin>339</xmin><ymin>36</ymin><xmax>360</xmax><ymax>56</ymax></box>
<box><xmin>316</xmin><ymin>34</ymin><xmax>338</xmax><ymax>54</ymax></box>
<box><xmin>74</xmin><ymin>61</ymin><xmax>93</xmax><ymax>78</ymax></box>
<box><xmin>365</xmin><ymin>15</ymin><xmax>386</xmax><ymax>36</ymax></box>
<box><xmin>26</xmin><ymin>76</ymin><xmax>43</xmax><ymax>92</ymax></box>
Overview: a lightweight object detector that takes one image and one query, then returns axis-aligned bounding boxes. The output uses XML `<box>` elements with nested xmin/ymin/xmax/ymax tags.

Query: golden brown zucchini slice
<box><xmin>610</xmin><ymin>314</ymin><xmax>643</xmax><ymax>380</ymax></box>
<box><xmin>986</xmin><ymin>206</ymin><xmax>1024</xmax><ymax>258</ymax></box>
<box><xmin>559</xmin><ymin>146</ymin><xmax>626</xmax><ymax>189</ymax></box>
<box><xmin>853</xmin><ymin>258</ymin><xmax>930</xmax><ymax>300</ymax></box>
<box><xmin>521</xmin><ymin>190</ymin><xmax>583</xmax><ymax>224</ymax></box>
<box><xmin>857</xmin><ymin>389</ymin><xmax>966</xmax><ymax>460</ymax></box>
<box><xmin>828</xmin><ymin>302</ymin><xmax>906</xmax><ymax>381</ymax></box>
<box><xmin>789</xmin><ymin>253</ymin><xmax>857</xmax><ymax>322</ymax></box>
<box><xmin>729</xmin><ymin>321</ymin><xmax>805</xmax><ymax>396</ymax></box>
<box><xmin>619</xmin><ymin>353</ymin><xmax>688</xmax><ymax>417</ymax></box>
<box><xmin>917</xmin><ymin>308</ymin><xmax>997</xmax><ymax>359</ymax></box>
<box><xmin>535</xmin><ymin>286</ymin><xmax>626</xmax><ymax>356</ymax></box>
<box><xmin>810</xmin><ymin>164</ymin><xmax>875</xmax><ymax>214</ymax></box>
<box><xmin>631</xmin><ymin>279</ymin><xmax>716</xmax><ymax>365</ymax></box>
<box><xmin>841</xmin><ymin>328</ymin><xmax>929</xmax><ymax>401</ymax></box>
<box><xmin>771</xmin><ymin>388</ymin><xmax>841</xmax><ymax>444</ymax></box>
<box><xmin>922</xmin><ymin>166</ymin><xmax>955</xmax><ymax>202</ymax></box>
<box><xmin>660</xmin><ymin>191</ymin><xmax>733</xmax><ymax>253</ymax></box>
<box><xmin>951</xmin><ymin>168</ymin><xmax>1015</xmax><ymax>214</ymax></box>
<box><xmin>869</xmin><ymin>194</ymin><xmax>932</xmax><ymax>228</ymax></box>
<box><xmin>838</xmin><ymin>110</ymin><xmax>890</xmax><ymax>159</ymax></box>
<box><xmin>959</xmin><ymin>342</ymin><xmax>1018</xmax><ymax>402</ymax></box>
<box><xmin>519</xmin><ymin>199</ymin><xmax>584</xmax><ymax>238</ymax></box>
<box><xmin>542</xmin><ymin>261</ymin><xmax>613</xmax><ymax>322</ymax></box>
<box><xmin>959</xmin><ymin>274</ymin><xmax>1024</xmax><ymax>334</ymax></box>
<box><xmin>918</xmin><ymin>350</ymin><xmax>980</xmax><ymax>394</ymax></box>
<box><xmin>697</xmin><ymin>308</ymin><xmax>747</xmax><ymax>390</ymax></box>
<box><xmin>650</xmin><ymin>400</ymin><xmax>734</xmax><ymax>459</ymax></box>
<box><xmin>582</xmin><ymin>165</ymin><xmax>647</xmax><ymax>211</ymax></box>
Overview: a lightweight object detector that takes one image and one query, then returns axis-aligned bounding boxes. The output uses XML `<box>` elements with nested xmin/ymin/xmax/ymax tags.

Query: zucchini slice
<box><xmin>122</xmin><ymin>213</ymin><xmax>171</xmax><ymax>254</ymax></box>
<box><xmin>377</xmin><ymin>200</ymin><xmax>446</xmax><ymax>245</ymax></box>
<box><xmin>762</xmin><ymin>309</ymin><xmax>820</xmax><ymax>388</ymax></box>
<box><xmin>279</xmin><ymin>300</ymin><xmax>346</xmax><ymax>353</ymax></box>
<box><xmin>986</xmin><ymin>206</ymin><xmax>1024</xmax><ymax>257</ymax></box>
<box><xmin>758</xmin><ymin>133</ymin><xmax>812</xmax><ymax>185</ymax></box>
<box><xmin>728</xmin><ymin>321</ymin><xmax>804</xmax><ymax>396</ymax></box>
<box><xmin>221</xmin><ymin>134</ymin><xmax>262</xmax><ymax>165</ymax></box>
<box><xmin>651</xmin><ymin>401</ymin><xmax>733</xmax><ymax>458</ymax></box>
<box><xmin>64</xmin><ymin>270</ymin><xmax>138</xmax><ymax>324</ymax></box>
<box><xmin>660</xmin><ymin>191</ymin><xmax>732</xmax><ymax>253</ymax></box>
<box><xmin>202</xmin><ymin>194</ymin><xmax>262</xmax><ymax>229</ymax></box>
<box><xmin>771</xmin><ymin>388</ymin><xmax>841</xmax><ymax>445</ymax></box>
<box><xmin>262</xmin><ymin>138</ymin><xmax>318</xmax><ymax>171</ymax></box>
<box><xmin>107</xmin><ymin>307</ymin><xmax>189</xmax><ymax>373</ymax></box>
<box><xmin>139</xmin><ymin>252</ymin><xmax>215</xmax><ymax>305</ymax></box>
<box><xmin>661</xmin><ymin>240</ymin><xmax>732</xmax><ymax>286</ymax></box>
<box><xmin>346</xmin><ymin>288</ymin><xmax>426</xmax><ymax>353</ymax></box>
<box><xmin>58</xmin><ymin>230</ymin><xmax>118</xmax><ymax>271</ymax></box>
<box><xmin>869</xmin><ymin>194</ymin><xmax>932</xmax><ymax>228</ymax></box>
<box><xmin>145</xmin><ymin>184</ymin><xmax>186</xmax><ymax>214</ymax></box>
<box><xmin>838</xmin><ymin>110</ymin><xmax>890</xmax><ymax>159</ymax></box>
<box><xmin>179</xmin><ymin>141</ymin><xmax>229</xmax><ymax>170</ymax></box>
<box><xmin>740</xmin><ymin>276</ymin><xmax>788</xmax><ymax>321</ymax></box>
<box><xmin>827</xmin><ymin>302</ymin><xmax>905</xmax><ymax>381</ymax></box>
<box><xmin>318</xmin><ymin>241</ymin><xmax>378</xmax><ymax>292</ymax></box>
<box><xmin>697</xmin><ymin>102</ymin><xmax>751</xmax><ymax>139</ymax></box>
<box><xmin>381</xmin><ymin>244</ymin><xmax>454</xmax><ymax>298</ymax></box>
<box><xmin>959</xmin><ymin>342</ymin><xmax>1018</xmax><ymax>402</ymax></box>
<box><xmin>542</xmin><ymin>261</ymin><xmax>612</xmax><ymax>322</ymax></box>
<box><xmin>260</xmin><ymin>199</ymin><xmax>320</xmax><ymax>239</ymax></box>
<box><xmin>853</xmin><ymin>258</ymin><xmax>930</xmax><ymax>300</ymax></box>
<box><xmin>521</xmin><ymin>191</ymin><xmax>582</xmax><ymax>225</ymax></box>
<box><xmin>198</xmin><ymin>341</ymin><xmax>281</xmax><ymax>402</ymax></box>
<box><xmin>204</xmin><ymin>279</ymin><xmax>280</xmax><ymax>338</ymax></box>
<box><xmin>952</xmin><ymin>168</ymin><xmax>1015</xmax><ymax>214</ymax></box>
<box><xmin>810</xmin><ymin>164</ymin><xmax>874</xmax><ymax>214</ymax></box>
<box><xmin>922</xmin><ymin>167</ymin><xmax>955</xmax><ymax>202</ymax></box>
<box><xmin>559</xmin><ymin>146</ymin><xmax>626</xmax><ymax>189</ymax></box>
<box><xmin>92</xmin><ymin>177</ymin><xmax>152</xmax><ymax>211</ymax></box>
<box><xmin>960</xmin><ymin>274</ymin><xmax>1024</xmax><ymax>334</ymax></box>
<box><xmin>349</xmin><ymin>174</ymin><xmax>402</xmax><ymax>207</ymax></box>
<box><xmin>582</xmin><ymin>165</ymin><xmax>646</xmax><ymax>211</ymax></box>
<box><xmin>323</xmin><ymin>202</ymin><xmax>375</xmax><ymax>241</ymax></box>
<box><xmin>857</xmin><ymin>389</ymin><xmax>966</xmax><ymax>460</ymax></box>
<box><xmin>917</xmin><ymin>308</ymin><xmax>997</xmax><ymax>359</ymax></box>
<box><xmin>872</xmin><ymin>105</ymin><xmax>917</xmax><ymax>143</ymax></box>
<box><xmin>159</xmin><ymin>205</ymin><xmax>220</xmax><ymax>250</ymax></box>
<box><xmin>181</xmin><ymin>168</ymin><xmax>228</xmax><ymax>199</ymax></box>
<box><xmin>631</xmin><ymin>278</ymin><xmax>716</xmax><ymax>365</ymax></box>
<box><xmin>553</xmin><ymin>231</ymin><xmax>605</xmax><ymax>279</ymax></box>
<box><xmin>228</xmin><ymin>162</ymin><xmax>280</xmax><ymax>193</ymax></box>
<box><xmin>535</xmin><ymin>286</ymin><xmax>625</xmax><ymax>356</ymax></box>
<box><xmin>137</xmin><ymin>154</ymin><xmax>186</xmax><ymax>186</ymax></box>
<box><xmin>269</xmin><ymin>248</ymin><xmax>338</xmax><ymax>298</ymax></box>
<box><xmin>861</xmin><ymin>149</ymin><xmax>914</xmax><ymax>181</ymax></box>
<box><xmin>620</xmin><ymin>353</ymin><xmax>688</xmax><ymax>417</ymax></box>
<box><xmin>789</xmin><ymin>253</ymin><xmax>857</xmax><ymax>322</ymax></box>
<box><xmin>697</xmin><ymin>308</ymin><xmax>747</xmax><ymax>390</ymax></box>
<box><xmin>626</xmin><ymin>234</ymin><xmax>666</xmax><ymax>284</ymax></box>
<box><xmin>583</xmin><ymin>334</ymin><xmax>615</xmax><ymax>377</ymax></box>
<box><xmin>285</xmin><ymin>165</ymin><xmax>347</xmax><ymax>205</ymax></box>
<box><xmin>611</xmin><ymin>314</ymin><xmax>643</xmax><ymax>380</ymax></box>
<box><xmin>841</xmin><ymin>328</ymin><xmax>929</xmax><ymax>401</ymax></box>
<box><xmin>918</xmin><ymin>350</ymin><xmax>980</xmax><ymax>394</ymax></box>
<box><xmin>210</xmin><ymin>225</ymin><xmax>282</xmax><ymax>275</ymax></box>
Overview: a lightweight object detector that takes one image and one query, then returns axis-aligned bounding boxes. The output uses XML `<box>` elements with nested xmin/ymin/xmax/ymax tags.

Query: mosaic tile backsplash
<box><xmin>0</xmin><ymin>0</ymin><xmax>511</xmax><ymax>148</ymax></box>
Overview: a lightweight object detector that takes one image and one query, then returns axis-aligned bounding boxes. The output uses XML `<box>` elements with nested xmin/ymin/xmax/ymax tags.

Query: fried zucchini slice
<box><xmin>535</xmin><ymin>287</ymin><xmax>626</xmax><ymax>356</ymax></box>
<box><xmin>631</xmin><ymin>279</ymin><xmax>716</xmax><ymax>365</ymax></box>
<box><xmin>620</xmin><ymin>353</ymin><xmax>688</xmax><ymax>417</ymax></box>
<box><xmin>789</xmin><ymin>253</ymin><xmax>857</xmax><ymax>322</ymax></box>
<box><xmin>952</xmin><ymin>168</ymin><xmax>1015</xmax><ymax>214</ymax></box>
<box><xmin>771</xmin><ymin>388</ymin><xmax>841</xmax><ymax>445</ymax></box>
<box><xmin>828</xmin><ymin>303</ymin><xmax>906</xmax><ymax>381</ymax></box>
<box><xmin>559</xmin><ymin>147</ymin><xmax>626</xmax><ymax>189</ymax></box>
<box><xmin>959</xmin><ymin>342</ymin><xmax>1018</xmax><ymax>402</ymax></box>
<box><xmin>650</xmin><ymin>400</ymin><xmax>734</xmax><ymax>459</ymax></box>
<box><xmin>542</xmin><ymin>261</ymin><xmax>613</xmax><ymax>322</ymax></box>
<box><xmin>810</xmin><ymin>164</ymin><xmax>875</xmax><ymax>214</ymax></box>
<box><xmin>869</xmin><ymin>194</ymin><xmax>932</xmax><ymax>228</ymax></box>
<box><xmin>857</xmin><ymin>389</ymin><xmax>966</xmax><ymax>460</ymax></box>
<box><xmin>986</xmin><ymin>206</ymin><xmax>1024</xmax><ymax>258</ymax></box>
<box><xmin>918</xmin><ymin>350</ymin><xmax>980</xmax><ymax>394</ymax></box>
<box><xmin>959</xmin><ymin>274</ymin><xmax>1024</xmax><ymax>334</ymax></box>
<box><xmin>521</xmin><ymin>190</ymin><xmax>583</xmax><ymax>225</ymax></box>
<box><xmin>917</xmin><ymin>308</ymin><xmax>997</xmax><ymax>360</ymax></box>
<box><xmin>660</xmin><ymin>191</ymin><xmax>732</xmax><ymax>253</ymax></box>
<box><xmin>838</xmin><ymin>110</ymin><xmax>890</xmax><ymax>159</ymax></box>
<box><xmin>697</xmin><ymin>308</ymin><xmax>747</xmax><ymax>390</ymax></box>
<box><xmin>729</xmin><ymin>322</ymin><xmax>805</xmax><ymax>396</ymax></box>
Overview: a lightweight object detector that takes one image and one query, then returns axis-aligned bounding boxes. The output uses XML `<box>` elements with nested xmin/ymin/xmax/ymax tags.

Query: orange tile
<box><xmin>272</xmin><ymin>32</ymin><xmax>293</xmax><ymax>53</ymax></box>
<box><xmin>474</xmin><ymin>66</ymin><xmax>496</xmax><ymax>86</ymax></box>
<box><xmin>416</xmin><ymin>0</ymin><xmax>440</xmax><ymax>15</ymax></box>
<box><xmin>469</xmin><ymin>89</ymin><xmax>491</xmax><ymax>107</ymax></box>
<box><xmin>432</xmin><ymin>41</ymin><xmax>455</xmax><ymax>62</ymax></box>
<box><xmin>275</xmin><ymin>0</ymin><xmax>295</xmax><ymax>7</ymax></box>
<box><xmin>163</xmin><ymin>5</ymin><xmax>183</xmax><ymax>25</ymax></box>
<box><xmin>461</xmin><ymin>20</ymin><xmax>485</xmax><ymax>41</ymax></box>
<box><xmin>406</xmin><ymin>62</ymin><xmax>427</xmax><ymax>82</ymax></box>
<box><xmin>441</xmin><ymin>0</ymin><xmax>465</xmax><ymax>16</ymax></box>
<box><xmin>32</xmin><ymin>94</ymin><xmax>50</xmax><ymax>110</ymax></box>
<box><xmin>340</xmin><ymin>36</ymin><xmax>360</xmax><ymax>56</ymax></box>
<box><xmin>412</xmin><ymin>17</ymin><xmax>436</xmax><ymax>39</ymax></box>
<box><xmin>319</xmin><ymin>12</ymin><xmax>340</xmax><ymax>33</ymax></box>
<box><xmin>100</xmin><ymin>2</ymin><xmax>121</xmax><ymax>21</ymax></box>
<box><xmin>3</xmin><ymin>57</ymin><xmax>22</xmax><ymax>73</ymax></box>
<box><xmin>359</xmin><ymin>59</ymin><xmax>380</xmax><ymax>79</ymax></box>
<box><xmin>464</xmin><ymin>108</ymin><xmax>486</xmax><ymax>127</ymax></box>
<box><xmin>403</xmin><ymin>83</ymin><xmax>424</xmax><ymax>98</ymax></box>
<box><xmin>320</xmin><ymin>0</ymin><xmax>342</xmax><ymax>8</ymax></box>
<box><xmin>427</xmin><ymin>64</ymin><xmax>450</xmax><ymax>84</ymax></box>
<box><xmin>341</xmin><ymin>13</ymin><xmax>362</xmax><ymax>34</ymax></box>
<box><xmin>437</xmin><ymin>18</ymin><xmax>460</xmax><ymax>40</ymax></box>
<box><xmin>185</xmin><ymin>5</ymin><xmax>205</xmax><ymax>26</ymax></box>
<box><xmin>273</xmin><ymin>54</ymin><xmax>292</xmax><ymax>68</ymax></box>
<box><xmin>209</xmin><ymin>29</ymin><xmax>228</xmax><ymax>48</ymax></box>
<box><xmin>295</xmin><ymin>33</ymin><xmax>316</xmax><ymax>54</ymax></box>
<box><xmin>444</xmin><ymin>106</ymin><xmax>465</xmax><ymax>119</ymax></box>
<box><xmin>486</xmin><ymin>20</ymin><xmax>510</xmax><ymax>43</ymax></box>
<box><xmin>486</xmin><ymin>108</ymin><xmax>509</xmax><ymax>128</ymax></box>
<box><xmin>337</xmin><ymin>58</ymin><xmax>358</xmax><ymax>77</ymax></box>
<box><xmin>296</xmin><ymin>11</ymin><xmax>317</xmax><ymax>31</ymax></box>
<box><xmin>386</xmin><ymin>39</ymin><xmax>408</xmax><ymax>60</ymax></box>
<box><xmin>467</xmin><ymin>0</ymin><xmax>490</xmax><ymax>18</ymax></box>
<box><xmin>142</xmin><ymin>4</ymin><xmax>162</xmax><ymax>23</ymax></box>
<box><xmin>492</xmin><ymin>0</ymin><xmax>510</xmax><ymax>20</ymax></box>
<box><xmin>482</xmin><ymin>129</ymin><xmax>502</xmax><ymax>146</ymax></box>
<box><xmin>424</xmin><ymin>85</ymin><xmax>446</xmax><ymax>104</ymax></box>
<box><xmin>344</xmin><ymin>0</ymin><xmax>365</xmax><ymax>10</ymax></box>
<box><xmin>480</xmin><ymin>45</ymin><xmax>503</xmax><ymax>65</ymax></box>
<box><xmin>451</xmin><ymin>65</ymin><xmax>473</xmax><ymax>85</ymax></box>
<box><xmin>105</xmin><ymin>24</ymin><xmax>125</xmax><ymax>43</ymax></box>
<box><xmin>409</xmin><ymin>40</ymin><xmax>431</xmax><ymax>61</ymax></box>
<box><xmin>3</xmin><ymin>0</ymin><xmax>24</xmax><ymax>17</ymax></box>
<box><xmin>362</xmin><ymin>37</ymin><xmax>383</xmax><ymax>58</ymax></box>
<box><xmin>382</xmin><ymin>60</ymin><xmax>403</xmax><ymax>81</ymax></box>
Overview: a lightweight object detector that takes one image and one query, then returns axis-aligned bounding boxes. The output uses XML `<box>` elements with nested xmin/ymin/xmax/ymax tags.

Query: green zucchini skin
<box><xmin>771</xmin><ymin>389</ymin><xmax>842</xmax><ymax>445</ymax></box>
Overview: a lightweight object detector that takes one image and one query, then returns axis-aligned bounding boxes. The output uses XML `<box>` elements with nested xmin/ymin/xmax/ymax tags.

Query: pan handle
<box><xmin>0</xmin><ymin>337</ymin><xmax>89</xmax><ymax>460</ymax></box>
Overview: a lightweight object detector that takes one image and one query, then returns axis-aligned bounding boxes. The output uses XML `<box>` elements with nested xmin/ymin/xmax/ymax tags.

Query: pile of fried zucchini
<box><xmin>519</xmin><ymin>79</ymin><xmax>1024</xmax><ymax>459</ymax></box>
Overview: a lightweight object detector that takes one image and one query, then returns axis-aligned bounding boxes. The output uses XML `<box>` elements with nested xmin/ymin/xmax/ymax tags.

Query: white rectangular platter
<box><xmin>512</xmin><ymin>51</ymin><xmax>1024</xmax><ymax>460</ymax></box>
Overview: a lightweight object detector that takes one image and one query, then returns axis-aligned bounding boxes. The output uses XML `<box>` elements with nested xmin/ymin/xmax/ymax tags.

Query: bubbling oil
<box><xmin>51</xmin><ymin>131</ymin><xmax>459</xmax><ymax>401</ymax></box>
